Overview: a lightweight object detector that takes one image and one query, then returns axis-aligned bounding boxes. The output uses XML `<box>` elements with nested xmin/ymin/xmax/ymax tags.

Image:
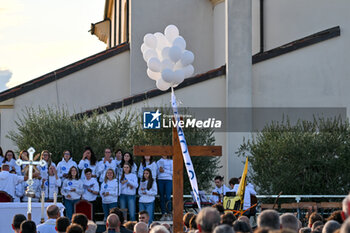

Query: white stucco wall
<box><xmin>1</xmin><ymin>51</ymin><xmax>130</xmax><ymax>149</ymax></box>
<box><xmin>130</xmin><ymin>0</ymin><xmax>215</xmax><ymax>95</ymax></box>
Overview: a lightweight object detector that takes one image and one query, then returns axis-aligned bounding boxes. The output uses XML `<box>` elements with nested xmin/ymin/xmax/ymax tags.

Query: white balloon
<box><xmin>143</xmin><ymin>49</ymin><xmax>158</xmax><ymax>62</ymax></box>
<box><xmin>161</xmin><ymin>59</ymin><xmax>174</xmax><ymax>70</ymax></box>
<box><xmin>168</xmin><ymin>46</ymin><xmax>182</xmax><ymax>63</ymax></box>
<box><xmin>161</xmin><ymin>47</ymin><xmax>170</xmax><ymax>60</ymax></box>
<box><xmin>154</xmin><ymin>32</ymin><xmax>169</xmax><ymax>51</ymax></box>
<box><xmin>141</xmin><ymin>43</ymin><xmax>148</xmax><ymax>54</ymax></box>
<box><xmin>161</xmin><ymin>69</ymin><xmax>176</xmax><ymax>83</ymax></box>
<box><xmin>147</xmin><ymin>57</ymin><xmax>162</xmax><ymax>72</ymax></box>
<box><xmin>156</xmin><ymin>78</ymin><xmax>171</xmax><ymax>91</ymax></box>
<box><xmin>180</xmin><ymin>50</ymin><xmax>194</xmax><ymax>66</ymax></box>
<box><xmin>173</xmin><ymin>70</ymin><xmax>185</xmax><ymax>84</ymax></box>
<box><xmin>147</xmin><ymin>68</ymin><xmax>161</xmax><ymax>81</ymax></box>
<box><xmin>144</xmin><ymin>34</ymin><xmax>157</xmax><ymax>49</ymax></box>
<box><xmin>172</xmin><ymin>36</ymin><xmax>186</xmax><ymax>51</ymax></box>
<box><xmin>174</xmin><ymin>60</ymin><xmax>183</xmax><ymax>70</ymax></box>
<box><xmin>182</xmin><ymin>65</ymin><xmax>194</xmax><ymax>78</ymax></box>
<box><xmin>164</xmin><ymin>25</ymin><xmax>179</xmax><ymax>43</ymax></box>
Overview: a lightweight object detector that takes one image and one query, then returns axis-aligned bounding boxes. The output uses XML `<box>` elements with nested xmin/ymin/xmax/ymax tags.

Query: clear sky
<box><xmin>0</xmin><ymin>0</ymin><xmax>107</xmax><ymax>91</ymax></box>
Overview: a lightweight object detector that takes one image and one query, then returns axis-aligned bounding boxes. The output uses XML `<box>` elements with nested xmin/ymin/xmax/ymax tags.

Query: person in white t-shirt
<box><xmin>61</xmin><ymin>166</ymin><xmax>83</xmax><ymax>219</ymax></box>
<box><xmin>157</xmin><ymin>156</ymin><xmax>173</xmax><ymax>221</ymax></box>
<box><xmin>37</xmin><ymin>204</ymin><xmax>60</xmax><ymax>233</ymax></box>
<box><xmin>120</xmin><ymin>162</ymin><xmax>138</xmax><ymax>221</ymax></box>
<box><xmin>2</xmin><ymin>150</ymin><xmax>21</xmax><ymax>175</ymax></box>
<box><xmin>0</xmin><ymin>164</ymin><xmax>27</xmax><ymax>200</ymax></box>
<box><xmin>42</xmin><ymin>165</ymin><xmax>61</xmax><ymax>201</ymax></box>
<box><xmin>139</xmin><ymin>168</ymin><xmax>157</xmax><ymax>224</ymax></box>
<box><xmin>97</xmin><ymin>148</ymin><xmax>117</xmax><ymax>183</ymax></box>
<box><xmin>78</xmin><ymin>147</ymin><xmax>98</xmax><ymax>181</ymax></box>
<box><xmin>120</xmin><ymin>152</ymin><xmax>138</xmax><ymax>175</ymax></box>
<box><xmin>39</xmin><ymin>150</ymin><xmax>57</xmax><ymax>181</ymax></box>
<box><xmin>138</xmin><ymin>156</ymin><xmax>157</xmax><ymax>180</ymax></box>
<box><xmin>57</xmin><ymin>150</ymin><xmax>78</xmax><ymax>181</ymax></box>
<box><xmin>82</xmin><ymin>168</ymin><xmax>99</xmax><ymax>221</ymax></box>
<box><xmin>209</xmin><ymin>176</ymin><xmax>231</xmax><ymax>204</ymax></box>
<box><xmin>100</xmin><ymin>168</ymin><xmax>119</xmax><ymax>221</ymax></box>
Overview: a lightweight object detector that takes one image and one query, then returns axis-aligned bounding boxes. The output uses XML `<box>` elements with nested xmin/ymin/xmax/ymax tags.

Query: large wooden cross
<box><xmin>134</xmin><ymin>126</ymin><xmax>222</xmax><ymax>233</ymax></box>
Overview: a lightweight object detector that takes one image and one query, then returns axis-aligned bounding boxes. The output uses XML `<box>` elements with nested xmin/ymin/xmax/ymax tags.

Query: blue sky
<box><xmin>0</xmin><ymin>0</ymin><xmax>107</xmax><ymax>90</ymax></box>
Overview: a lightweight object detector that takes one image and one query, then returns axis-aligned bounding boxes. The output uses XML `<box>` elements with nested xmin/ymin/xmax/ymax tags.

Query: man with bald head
<box><xmin>104</xmin><ymin>214</ymin><xmax>121</xmax><ymax>233</ymax></box>
<box><xmin>37</xmin><ymin>204</ymin><xmax>60</xmax><ymax>233</ymax></box>
<box><xmin>134</xmin><ymin>222</ymin><xmax>148</xmax><ymax>233</ymax></box>
<box><xmin>0</xmin><ymin>164</ymin><xmax>27</xmax><ymax>199</ymax></box>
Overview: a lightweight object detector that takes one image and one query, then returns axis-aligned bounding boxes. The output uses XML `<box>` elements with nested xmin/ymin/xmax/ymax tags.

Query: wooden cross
<box><xmin>134</xmin><ymin>126</ymin><xmax>222</xmax><ymax>233</ymax></box>
<box><xmin>16</xmin><ymin>147</ymin><xmax>47</xmax><ymax>220</ymax></box>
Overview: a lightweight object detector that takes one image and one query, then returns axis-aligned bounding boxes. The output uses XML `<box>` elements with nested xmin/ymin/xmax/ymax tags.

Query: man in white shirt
<box><xmin>232</xmin><ymin>182</ymin><xmax>257</xmax><ymax>215</ymax></box>
<box><xmin>209</xmin><ymin>176</ymin><xmax>230</xmax><ymax>204</ymax></box>
<box><xmin>37</xmin><ymin>205</ymin><xmax>60</xmax><ymax>233</ymax></box>
<box><xmin>0</xmin><ymin>164</ymin><xmax>27</xmax><ymax>199</ymax></box>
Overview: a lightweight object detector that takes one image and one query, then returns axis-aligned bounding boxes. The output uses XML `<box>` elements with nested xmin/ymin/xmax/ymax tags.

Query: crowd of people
<box><xmin>0</xmin><ymin>147</ymin><xmax>175</xmax><ymax>222</ymax></box>
<box><xmin>11</xmin><ymin>194</ymin><xmax>350</xmax><ymax>233</ymax></box>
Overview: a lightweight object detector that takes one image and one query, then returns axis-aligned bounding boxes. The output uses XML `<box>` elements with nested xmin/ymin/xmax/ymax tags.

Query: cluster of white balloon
<box><xmin>141</xmin><ymin>25</ymin><xmax>195</xmax><ymax>91</ymax></box>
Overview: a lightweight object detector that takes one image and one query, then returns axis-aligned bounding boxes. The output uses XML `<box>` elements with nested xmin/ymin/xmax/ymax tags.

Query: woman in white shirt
<box><xmin>2</xmin><ymin>150</ymin><xmax>21</xmax><ymax>175</ymax></box>
<box><xmin>120</xmin><ymin>152</ymin><xmax>138</xmax><ymax>175</ymax></box>
<box><xmin>157</xmin><ymin>156</ymin><xmax>173</xmax><ymax>221</ymax></box>
<box><xmin>39</xmin><ymin>150</ymin><xmax>56</xmax><ymax>180</ymax></box>
<box><xmin>57</xmin><ymin>150</ymin><xmax>78</xmax><ymax>181</ymax></box>
<box><xmin>139</xmin><ymin>168</ymin><xmax>157</xmax><ymax>224</ymax></box>
<box><xmin>138</xmin><ymin>156</ymin><xmax>157</xmax><ymax>180</ymax></box>
<box><xmin>100</xmin><ymin>168</ymin><xmax>119</xmax><ymax>221</ymax></box>
<box><xmin>97</xmin><ymin>148</ymin><xmax>116</xmax><ymax>183</ymax></box>
<box><xmin>61</xmin><ymin>166</ymin><xmax>83</xmax><ymax>219</ymax></box>
<box><xmin>42</xmin><ymin>165</ymin><xmax>61</xmax><ymax>201</ymax></box>
<box><xmin>78</xmin><ymin>147</ymin><xmax>98</xmax><ymax>180</ymax></box>
<box><xmin>119</xmin><ymin>163</ymin><xmax>138</xmax><ymax>221</ymax></box>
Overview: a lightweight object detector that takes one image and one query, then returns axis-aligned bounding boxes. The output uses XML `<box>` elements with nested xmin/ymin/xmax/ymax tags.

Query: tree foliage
<box><xmin>237</xmin><ymin>117</ymin><xmax>350</xmax><ymax>195</ymax></box>
<box><xmin>7</xmin><ymin>106</ymin><xmax>220</xmax><ymax>193</ymax></box>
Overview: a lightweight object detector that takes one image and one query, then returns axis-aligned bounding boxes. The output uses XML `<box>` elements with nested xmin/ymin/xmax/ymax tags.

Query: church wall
<box><xmin>252</xmin><ymin>32</ymin><xmax>350</xmax><ymax>114</ymax></box>
<box><xmin>130</xmin><ymin>0</ymin><xmax>215</xmax><ymax>95</ymax></box>
<box><xmin>0</xmin><ymin>109</ymin><xmax>16</xmax><ymax>150</ymax></box>
<box><xmin>1</xmin><ymin>51</ymin><xmax>130</xmax><ymax>150</ymax></box>
<box><xmin>259</xmin><ymin>0</ymin><xmax>350</xmax><ymax>51</ymax></box>
<box><xmin>213</xmin><ymin>2</ymin><xmax>225</xmax><ymax>67</ymax></box>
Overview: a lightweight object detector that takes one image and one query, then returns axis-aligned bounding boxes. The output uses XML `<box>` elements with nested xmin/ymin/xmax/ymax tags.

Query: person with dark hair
<box><xmin>209</xmin><ymin>176</ymin><xmax>230</xmax><ymax>204</ymax></box>
<box><xmin>299</xmin><ymin>227</ymin><xmax>311</xmax><ymax>233</ymax></box>
<box><xmin>312</xmin><ymin>221</ymin><xmax>324</xmax><ymax>231</ymax></box>
<box><xmin>121</xmin><ymin>152</ymin><xmax>138</xmax><ymax>174</ymax></box>
<box><xmin>100</xmin><ymin>169</ymin><xmax>119</xmax><ymax>221</ymax></box>
<box><xmin>228</xmin><ymin>177</ymin><xmax>239</xmax><ymax>189</ymax></box>
<box><xmin>104</xmin><ymin>214</ymin><xmax>121</xmax><ymax>233</ymax></box>
<box><xmin>115</xmin><ymin>149</ymin><xmax>123</xmax><ymax>179</ymax></box>
<box><xmin>61</xmin><ymin>166</ymin><xmax>83</xmax><ymax>219</ymax></box>
<box><xmin>109</xmin><ymin>207</ymin><xmax>133</xmax><ymax>233</ymax></box>
<box><xmin>120</xmin><ymin>163</ymin><xmax>138</xmax><ymax>221</ymax></box>
<box><xmin>233</xmin><ymin>220</ymin><xmax>251</xmax><ymax>233</ymax></box>
<box><xmin>78</xmin><ymin>147</ymin><xmax>97</xmax><ymax>181</ymax></box>
<box><xmin>72</xmin><ymin>213</ymin><xmax>89</xmax><ymax>232</ymax></box>
<box><xmin>12</xmin><ymin>214</ymin><xmax>26</xmax><ymax>233</ymax></box>
<box><xmin>57</xmin><ymin>150</ymin><xmax>78</xmax><ymax>180</ymax></box>
<box><xmin>197</xmin><ymin>207</ymin><xmax>220</xmax><ymax>233</ymax></box>
<box><xmin>20</xmin><ymin>220</ymin><xmax>36</xmax><ymax>233</ymax></box>
<box><xmin>189</xmin><ymin>215</ymin><xmax>197</xmax><ymax>230</ymax></box>
<box><xmin>97</xmin><ymin>148</ymin><xmax>117</xmax><ymax>183</ymax></box>
<box><xmin>55</xmin><ymin>216</ymin><xmax>70</xmax><ymax>233</ymax></box>
<box><xmin>39</xmin><ymin>150</ymin><xmax>56</xmax><ymax>180</ymax></box>
<box><xmin>257</xmin><ymin>209</ymin><xmax>280</xmax><ymax>230</ymax></box>
<box><xmin>327</xmin><ymin>211</ymin><xmax>343</xmax><ymax>224</ymax></box>
<box><xmin>183</xmin><ymin>212</ymin><xmax>195</xmax><ymax>232</ymax></box>
<box><xmin>66</xmin><ymin>224</ymin><xmax>84</xmax><ymax>233</ymax></box>
<box><xmin>0</xmin><ymin>146</ymin><xmax>4</xmax><ymax>163</ymax></box>
<box><xmin>3</xmin><ymin>150</ymin><xmax>21</xmax><ymax>175</ymax></box>
<box><xmin>212</xmin><ymin>203</ymin><xmax>225</xmax><ymax>215</ymax></box>
<box><xmin>138</xmin><ymin>156</ymin><xmax>157</xmax><ymax>180</ymax></box>
<box><xmin>82</xmin><ymin>168</ymin><xmax>99</xmax><ymax>220</ymax></box>
<box><xmin>139</xmin><ymin>168</ymin><xmax>157</xmax><ymax>224</ymax></box>
<box><xmin>37</xmin><ymin>204</ymin><xmax>61</xmax><ymax>233</ymax></box>
<box><xmin>309</xmin><ymin>213</ymin><xmax>323</xmax><ymax>228</ymax></box>
<box><xmin>18</xmin><ymin>150</ymin><xmax>29</xmax><ymax>175</ymax></box>
<box><xmin>221</xmin><ymin>212</ymin><xmax>236</xmax><ymax>226</ymax></box>
<box><xmin>157</xmin><ymin>156</ymin><xmax>173</xmax><ymax>221</ymax></box>
<box><xmin>138</xmin><ymin>211</ymin><xmax>150</xmax><ymax>225</ymax></box>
